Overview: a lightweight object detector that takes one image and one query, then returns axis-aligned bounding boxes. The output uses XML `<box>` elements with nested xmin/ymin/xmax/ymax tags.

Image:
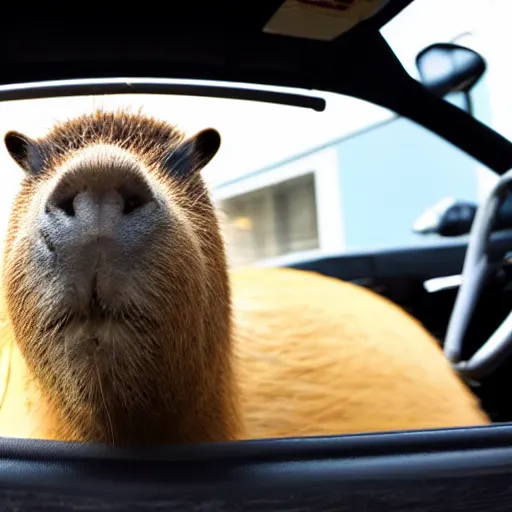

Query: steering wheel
<box><xmin>444</xmin><ymin>168</ymin><xmax>512</xmax><ymax>381</ymax></box>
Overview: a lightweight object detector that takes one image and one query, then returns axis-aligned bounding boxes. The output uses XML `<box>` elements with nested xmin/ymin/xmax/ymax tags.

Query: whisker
<box><xmin>94</xmin><ymin>356</ymin><xmax>115</xmax><ymax>446</ymax></box>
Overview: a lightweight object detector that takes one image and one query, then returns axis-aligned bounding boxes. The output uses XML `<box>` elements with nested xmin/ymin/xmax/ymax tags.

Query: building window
<box><xmin>218</xmin><ymin>172</ymin><xmax>319</xmax><ymax>267</ymax></box>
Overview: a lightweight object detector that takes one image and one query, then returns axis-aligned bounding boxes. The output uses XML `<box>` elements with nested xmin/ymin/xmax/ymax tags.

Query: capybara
<box><xmin>0</xmin><ymin>109</ymin><xmax>489</xmax><ymax>445</ymax></box>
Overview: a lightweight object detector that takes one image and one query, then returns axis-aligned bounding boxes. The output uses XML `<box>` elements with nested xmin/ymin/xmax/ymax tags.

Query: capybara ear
<box><xmin>4</xmin><ymin>130</ymin><xmax>46</xmax><ymax>176</ymax></box>
<box><xmin>163</xmin><ymin>128</ymin><xmax>221</xmax><ymax>179</ymax></box>
<box><xmin>190</xmin><ymin>128</ymin><xmax>221</xmax><ymax>169</ymax></box>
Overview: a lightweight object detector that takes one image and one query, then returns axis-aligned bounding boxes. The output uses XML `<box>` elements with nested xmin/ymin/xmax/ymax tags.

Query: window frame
<box><xmin>1</xmin><ymin>424</ymin><xmax>512</xmax><ymax>510</ymax></box>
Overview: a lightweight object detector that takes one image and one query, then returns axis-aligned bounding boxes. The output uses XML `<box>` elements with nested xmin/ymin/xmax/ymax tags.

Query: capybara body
<box><xmin>231</xmin><ymin>267</ymin><xmax>489</xmax><ymax>438</ymax></box>
<box><xmin>0</xmin><ymin>109</ymin><xmax>489</xmax><ymax>445</ymax></box>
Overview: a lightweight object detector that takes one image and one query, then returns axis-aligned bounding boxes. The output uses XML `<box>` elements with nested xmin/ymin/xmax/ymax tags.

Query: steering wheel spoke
<box><xmin>444</xmin><ymin>257</ymin><xmax>490</xmax><ymax>363</ymax></box>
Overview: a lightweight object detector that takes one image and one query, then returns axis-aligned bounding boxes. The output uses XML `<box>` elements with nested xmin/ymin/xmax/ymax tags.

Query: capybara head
<box><xmin>2</xmin><ymin>109</ymin><xmax>240</xmax><ymax>445</ymax></box>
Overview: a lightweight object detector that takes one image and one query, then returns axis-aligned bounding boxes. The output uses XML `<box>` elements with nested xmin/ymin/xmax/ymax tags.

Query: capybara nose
<box><xmin>41</xmin><ymin>145</ymin><xmax>158</xmax><ymax>254</ymax></box>
<box><xmin>49</xmin><ymin>179</ymin><xmax>153</xmax><ymax>222</ymax></box>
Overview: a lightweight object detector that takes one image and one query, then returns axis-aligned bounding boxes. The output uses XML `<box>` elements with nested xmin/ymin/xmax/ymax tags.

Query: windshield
<box><xmin>381</xmin><ymin>0</ymin><xmax>512</xmax><ymax>144</ymax></box>
<box><xmin>0</xmin><ymin>88</ymin><xmax>495</xmax><ymax>267</ymax></box>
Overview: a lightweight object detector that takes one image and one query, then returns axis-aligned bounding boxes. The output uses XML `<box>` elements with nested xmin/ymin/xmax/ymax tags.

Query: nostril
<box><xmin>117</xmin><ymin>174</ymin><xmax>154</xmax><ymax>215</ymax></box>
<box><xmin>56</xmin><ymin>196</ymin><xmax>76</xmax><ymax>217</ymax></box>
<box><xmin>122</xmin><ymin>195</ymin><xmax>146</xmax><ymax>215</ymax></box>
<box><xmin>47</xmin><ymin>169</ymin><xmax>154</xmax><ymax>219</ymax></box>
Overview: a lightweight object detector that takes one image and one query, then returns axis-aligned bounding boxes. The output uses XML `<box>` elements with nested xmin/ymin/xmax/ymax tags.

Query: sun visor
<box><xmin>263</xmin><ymin>0</ymin><xmax>391</xmax><ymax>41</ymax></box>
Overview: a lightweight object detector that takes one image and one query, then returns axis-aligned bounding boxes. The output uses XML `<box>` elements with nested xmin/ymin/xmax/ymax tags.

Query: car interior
<box><xmin>1</xmin><ymin>1</ymin><xmax>512</xmax><ymax>510</ymax></box>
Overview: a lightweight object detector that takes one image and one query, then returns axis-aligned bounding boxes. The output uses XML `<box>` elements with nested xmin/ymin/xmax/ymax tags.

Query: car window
<box><xmin>0</xmin><ymin>90</ymin><xmax>493</xmax><ymax>268</ymax></box>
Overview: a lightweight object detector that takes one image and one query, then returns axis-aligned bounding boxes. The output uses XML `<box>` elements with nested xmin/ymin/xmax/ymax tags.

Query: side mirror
<box><xmin>415</xmin><ymin>42</ymin><xmax>486</xmax><ymax>115</ymax></box>
<box><xmin>413</xmin><ymin>197</ymin><xmax>477</xmax><ymax>237</ymax></box>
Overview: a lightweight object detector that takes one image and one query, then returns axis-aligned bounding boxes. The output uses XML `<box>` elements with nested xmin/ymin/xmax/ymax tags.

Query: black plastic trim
<box><xmin>0</xmin><ymin>78</ymin><xmax>326</xmax><ymax>112</ymax></box>
<box><xmin>1</xmin><ymin>425</ymin><xmax>512</xmax><ymax>509</ymax></box>
<box><xmin>286</xmin><ymin>230</ymin><xmax>512</xmax><ymax>280</ymax></box>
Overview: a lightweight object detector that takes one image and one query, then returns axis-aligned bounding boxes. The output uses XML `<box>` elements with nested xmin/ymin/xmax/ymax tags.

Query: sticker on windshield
<box><xmin>263</xmin><ymin>0</ymin><xmax>391</xmax><ymax>41</ymax></box>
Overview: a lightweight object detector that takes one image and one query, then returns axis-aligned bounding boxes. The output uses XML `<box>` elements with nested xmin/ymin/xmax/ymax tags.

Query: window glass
<box><xmin>0</xmin><ymin>88</ymin><xmax>494</xmax><ymax>266</ymax></box>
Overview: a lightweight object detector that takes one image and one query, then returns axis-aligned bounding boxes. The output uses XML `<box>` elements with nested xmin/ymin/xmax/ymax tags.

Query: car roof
<box><xmin>2</xmin><ymin>2</ymin><xmax>411</xmax><ymax>89</ymax></box>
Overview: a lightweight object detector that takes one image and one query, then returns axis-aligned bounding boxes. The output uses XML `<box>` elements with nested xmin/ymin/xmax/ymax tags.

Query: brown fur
<box><xmin>0</xmin><ymin>109</ymin><xmax>489</xmax><ymax>445</ymax></box>
<box><xmin>0</xmin><ymin>109</ymin><xmax>241</xmax><ymax>444</ymax></box>
<box><xmin>231</xmin><ymin>267</ymin><xmax>489</xmax><ymax>438</ymax></box>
